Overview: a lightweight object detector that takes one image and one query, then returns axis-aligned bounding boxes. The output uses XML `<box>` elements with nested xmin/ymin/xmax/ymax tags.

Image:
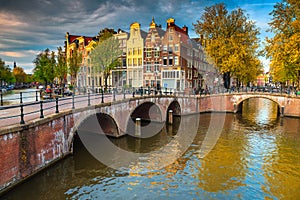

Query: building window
<box><xmin>146</xmin><ymin>48</ymin><xmax>152</xmax><ymax>58</ymax></box>
<box><xmin>174</xmin><ymin>44</ymin><xmax>179</xmax><ymax>52</ymax></box>
<box><xmin>151</xmin><ymin>80</ymin><xmax>155</xmax><ymax>87</ymax></box>
<box><xmin>174</xmin><ymin>56</ymin><xmax>179</xmax><ymax>65</ymax></box>
<box><xmin>169</xmin><ymin>35</ymin><xmax>173</xmax><ymax>41</ymax></box>
<box><xmin>163</xmin><ymin>57</ymin><xmax>167</xmax><ymax>65</ymax></box>
<box><xmin>146</xmin><ymin>62</ymin><xmax>151</xmax><ymax>72</ymax></box>
<box><xmin>169</xmin><ymin>56</ymin><xmax>173</xmax><ymax>65</ymax></box>
<box><xmin>154</xmin><ymin>61</ymin><xmax>160</xmax><ymax>72</ymax></box>
<box><xmin>168</xmin><ymin>45</ymin><xmax>173</xmax><ymax>54</ymax></box>
<box><xmin>163</xmin><ymin>45</ymin><xmax>167</xmax><ymax>52</ymax></box>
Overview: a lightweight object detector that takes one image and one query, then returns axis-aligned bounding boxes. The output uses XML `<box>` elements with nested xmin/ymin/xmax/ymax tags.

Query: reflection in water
<box><xmin>1</xmin><ymin>98</ymin><xmax>300</xmax><ymax>199</ymax></box>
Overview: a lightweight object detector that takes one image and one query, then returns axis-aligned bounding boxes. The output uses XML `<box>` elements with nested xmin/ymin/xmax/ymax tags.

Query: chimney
<box><xmin>182</xmin><ymin>25</ymin><xmax>188</xmax><ymax>35</ymax></box>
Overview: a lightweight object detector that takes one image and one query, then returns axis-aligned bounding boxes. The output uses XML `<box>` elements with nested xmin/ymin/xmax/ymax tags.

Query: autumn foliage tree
<box><xmin>265</xmin><ymin>0</ymin><xmax>300</xmax><ymax>87</ymax></box>
<box><xmin>13</xmin><ymin>66</ymin><xmax>27</xmax><ymax>85</ymax></box>
<box><xmin>193</xmin><ymin>3</ymin><xmax>262</xmax><ymax>89</ymax></box>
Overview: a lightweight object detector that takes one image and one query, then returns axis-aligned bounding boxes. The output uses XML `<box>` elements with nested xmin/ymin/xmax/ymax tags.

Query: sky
<box><xmin>0</xmin><ymin>0</ymin><xmax>278</xmax><ymax>74</ymax></box>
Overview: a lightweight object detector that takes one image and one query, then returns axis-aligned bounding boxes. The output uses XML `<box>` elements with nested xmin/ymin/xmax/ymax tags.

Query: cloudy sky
<box><xmin>0</xmin><ymin>0</ymin><xmax>277</xmax><ymax>73</ymax></box>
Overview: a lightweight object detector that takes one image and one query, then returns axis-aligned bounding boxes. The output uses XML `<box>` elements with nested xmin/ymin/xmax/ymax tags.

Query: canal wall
<box><xmin>0</xmin><ymin>112</ymin><xmax>74</xmax><ymax>194</ymax></box>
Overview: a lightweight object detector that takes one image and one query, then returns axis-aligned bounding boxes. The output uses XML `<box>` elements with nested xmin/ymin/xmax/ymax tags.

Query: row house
<box><xmin>144</xmin><ymin>17</ymin><xmax>165</xmax><ymax>89</ymax></box>
<box><xmin>65</xmin><ymin>32</ymin><xmax>100</xmax><ymax>88</ymax></box>
<box><xmin>112</xmin><ymin>29</ymin><xmax>129</xmax><ymax>88</ymax></box>
<box><xmin>126</xmin><ymin>22</ymin><xmax>147</xmax><ymax>88</ymax></box>
<box><xmin>65</xmin><ymin>17</ymin><xmax>220</xmax><ymax>92</ymax></box>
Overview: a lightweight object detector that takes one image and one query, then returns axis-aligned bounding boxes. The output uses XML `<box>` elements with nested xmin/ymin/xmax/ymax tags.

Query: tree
<box><xmin>55</xmin><ymin>46</ymin><xmax>68</xmax><ymax>86</ymax></box>
<box><xmin>33</xmin><ymin>49</ymin><xmax>56</xmax><ymax>84</ymax></box>
<box><xmin>13</xmin><ymin>66</ymin><xmax>27</xmax><ymax>85</ymax></box>
<box><xmin>90</xmin><ymin>35</ymin><xmax>122</xmax><ymax>91</ymax></box>
<box><xmin>265</xmin><ymin>0</ymin><xmax>300</xmax><ymax>87</ymax></box>
<box><xmin>0</xmin><ymin>58</ymin><xmax>15</xmax><ymax>85</ymax></box>
<box><xmin>193</xmin><ymin>3</ymin><xmax>262</xmax><ymax>88</ymax></box>
<box><xmin>96</xmin><ymin>28</ymin><xmax>116</xmax><ymax>44</ymax></box>
<box><xmin>68</xmin><ymin>46</ymin><xmax>82</xmax><ymax>86</ymax></box>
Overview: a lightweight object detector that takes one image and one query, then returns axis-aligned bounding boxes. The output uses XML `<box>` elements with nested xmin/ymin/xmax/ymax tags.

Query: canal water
<box><xmin>1</xmin><ymin>98</ymin><xmax>300</xmax><ymax>199</ymax></box>
<box><xmin>2</xmin><ymin>88</ymin><xmax>40</xmax><ymax>105</ymax></box>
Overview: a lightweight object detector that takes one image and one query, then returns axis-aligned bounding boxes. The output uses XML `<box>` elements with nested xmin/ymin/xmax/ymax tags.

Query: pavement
<box><xmin>0</xmin><ymin>93</ymin><xmax>131</xmax><ymax>128</ymax></box>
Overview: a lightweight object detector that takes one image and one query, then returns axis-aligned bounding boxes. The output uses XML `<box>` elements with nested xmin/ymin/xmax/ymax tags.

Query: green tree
<box><xmin>0</xmin><ymin>58</ymin><xmax>15</xmax><ymax>85</ymax></box>
<box><xmin>90</xmin><ymin>35</ymin><xmax>122</xmax><ymax>91</ymax></box>
<box><xmin>265</xmin><ymin>0</ymin><xmax>300</xmax><ymax>87</ymax></box>
<box><xmin>68</xmin><ymin>47</ymin><xmax>82</xmax><ymax>86</ymax></box>
<box><xmin>55</xmin><ymin>46</ymin><xmax>68</xmax><ymax>86</ymax></box>
<box><xmin>33</xmin><ymin>48</ymin><xmax>56</xmax><ymax>84</ymax></box>
<box><xmin>193</xmin><ymin>3</ymin><xmax>262</xmax><ymax>88</ymax></box>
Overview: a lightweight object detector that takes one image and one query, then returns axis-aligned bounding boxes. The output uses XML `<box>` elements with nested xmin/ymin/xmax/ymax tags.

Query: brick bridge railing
<box><xmin>0</xmin><ymin>92</ymin><xmax>299</xmax><ymax>194</ymax></box>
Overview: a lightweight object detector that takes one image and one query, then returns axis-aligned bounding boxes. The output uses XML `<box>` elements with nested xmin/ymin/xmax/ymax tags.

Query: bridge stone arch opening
<box><xmin>236</xmin><ymin>97</ymin><xmax>282</xmax><ymax>117</ymax></box>
<box><xmin>166</xmin><ymin>100</ymin><xmax>181</xmax><ymax>123</ymax></box>
<box><xmin>126</xmin><ymin>101</ymin><xmax>164</xmax><ymax>138</ymax></box>
<box><xmin>70</xmin><ymin>112</ymin><xmax>120</xmax><ymax>151</ymax></box>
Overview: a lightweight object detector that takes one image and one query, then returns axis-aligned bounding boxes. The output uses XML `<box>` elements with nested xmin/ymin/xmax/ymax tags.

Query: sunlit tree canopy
<box><xmin>194</xmin><ymin>3</ymin><xmax>262</xmax><ymax>88</ymax></box>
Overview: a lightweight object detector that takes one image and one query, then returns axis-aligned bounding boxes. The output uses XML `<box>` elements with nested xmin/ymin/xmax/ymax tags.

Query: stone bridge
<box><xmin>0</xmin><ymin>93</ymin><xmax>299</xmax><ymax>194</ymax></box>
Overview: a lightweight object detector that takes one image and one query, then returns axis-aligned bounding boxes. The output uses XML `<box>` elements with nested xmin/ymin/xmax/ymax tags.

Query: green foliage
<box><xmin>90</xmin><ymin>35</ymin><xmax>122</xmax><ymax>90</ymax></box>
<box><xmin>55</xmin><ymin>46</ymin><xmax>68</xmax><ymax>85</ymax></box>
<box><xmin>193</xmin><ymin>3</ymin><xmax>262</xmax><ymax>87</ymax></box>
<box><xmin>0</xmin><ymin>58</ymin><xmax>15</xmax><ymax>85</ymax></box>
<box><xmin>68</xmin><ymin>47</ymin><xmax>82</xmax><ymax>86</ymax></box>
<box><xmin>33</xmin><ymin>48</ymin><xmax>56</xmax><ymax>84</ymax></box>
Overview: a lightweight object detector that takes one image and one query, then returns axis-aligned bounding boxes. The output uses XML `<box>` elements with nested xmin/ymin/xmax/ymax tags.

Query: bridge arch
<box><xmin>235</xmin><ymin>95</ymin><xmax>282</xmax><ymax>115</ymax></box>
<box><xmin>68</xmin><ymin>111</ymin><xmax>119</xmax><ymax>151</ymax></box>
<box><xmin>166</xmin><ymin>100</ymin><xmax>181</xmax><ymax>123</ymax></box>
<box><xmin>126</xmin><ymin>101</ymin><xmax>163</xmax><ymax>137</ymax></box>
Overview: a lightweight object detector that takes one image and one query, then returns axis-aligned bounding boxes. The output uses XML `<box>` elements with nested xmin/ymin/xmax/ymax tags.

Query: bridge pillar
<box><xmin>233</xmin><ymin>103</ymin><xmax>237</xmax><ymax>113</ymax></box>
<box><xmin>281</xmin><ymin>106</ymin><xmax>284</xmax><ymax>117</ymax></box>
<box><xmin>135</xmin><ymin>118</ymin><xmax>141</xmax><ymax>136</ymax></box>
<box><xmin>168</xmin><ymin>110</ymin><xmax>173</xmax><ymax>124</ymax></box>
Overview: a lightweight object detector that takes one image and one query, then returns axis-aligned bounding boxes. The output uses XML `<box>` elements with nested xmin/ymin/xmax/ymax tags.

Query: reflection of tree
<box><xmin>239</xmin><ymin>98</ymin><xmax>279</xmax><ymax>129</ymax></box>
<box><xmin>262</xmin><ymin>117</ymin><xmax>300</xmax><ymax>199</ymax></box>
<box><xmin>195</xmin><ymin>114</ymin><xmax>248</xmax><ymax>192</ymax></box>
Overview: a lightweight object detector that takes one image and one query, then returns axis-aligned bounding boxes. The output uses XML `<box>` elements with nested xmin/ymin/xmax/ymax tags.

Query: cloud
<box><xmin>0</xmin><ymin>51</ymin><xmax>27</xmax><ymax>58</ymax></box>
<box><xmin>0</xmin><ymin>0</ymin><xmax>277</xmax><ymax>74</ymax></box>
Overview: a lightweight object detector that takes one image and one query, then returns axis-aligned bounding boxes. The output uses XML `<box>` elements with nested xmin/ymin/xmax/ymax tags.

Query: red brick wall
<box><xmin>0</xmin><ymin>117</ymin><xmax>71</xmax><ymax>193</ymax></box>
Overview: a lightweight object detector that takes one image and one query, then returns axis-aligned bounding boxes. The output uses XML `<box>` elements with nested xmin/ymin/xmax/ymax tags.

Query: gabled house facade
<box><xmin>126</xmin><ymin>22</ymin><xmax>147</xmax><ymax>88</ymax></box>
<box><xmin>143</xmin><ymin>17</ymin><xmax>165</xmax><ymax>89</ymax></box>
